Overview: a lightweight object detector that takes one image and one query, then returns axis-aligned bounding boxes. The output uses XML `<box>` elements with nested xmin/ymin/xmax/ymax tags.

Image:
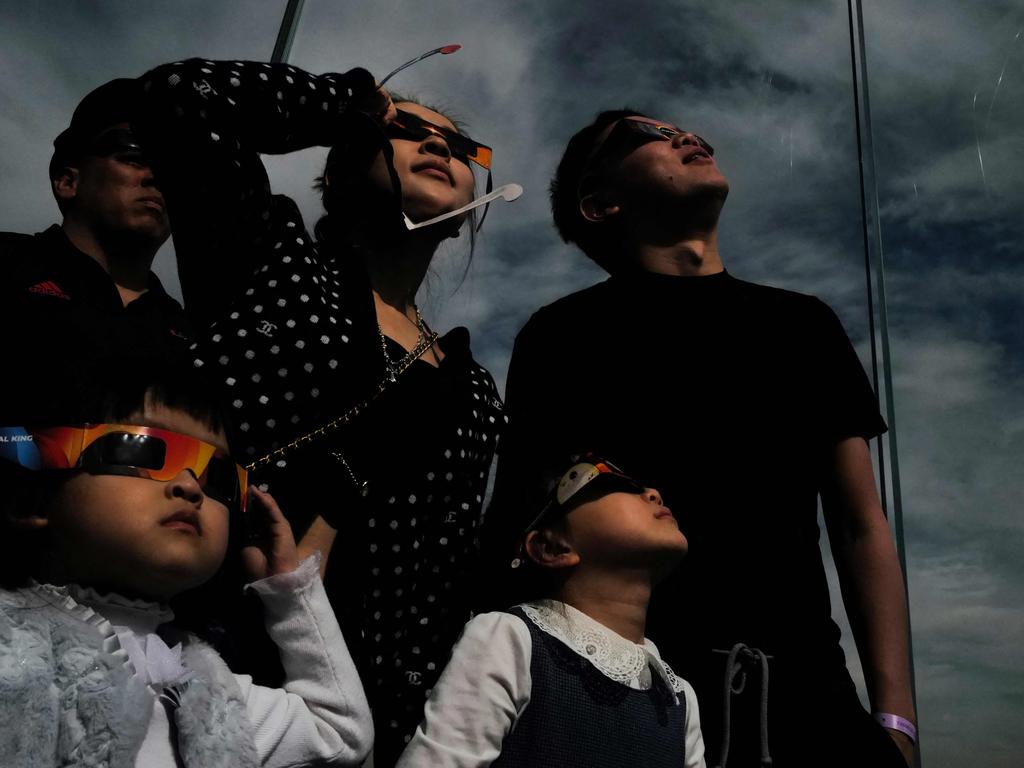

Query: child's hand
<box><xmin>241</xmin><ymin>486</ymin><xmax>301</xmax><ymax>581</ymax></box>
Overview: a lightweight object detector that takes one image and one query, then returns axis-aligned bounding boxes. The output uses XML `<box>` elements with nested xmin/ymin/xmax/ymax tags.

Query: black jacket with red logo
<box><xmin>0</xmin><ymin>225</ymin><xmax>191</xmax><ymax>425</ymax></box>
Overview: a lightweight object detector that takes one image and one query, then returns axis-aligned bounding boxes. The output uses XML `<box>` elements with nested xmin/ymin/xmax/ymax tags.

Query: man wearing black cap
<box><xmin>489</xmin><ymin>110</ymin><xmax>915</xmax><ymax>767</ymax></box>
<box><xmin>1</xmin><ymin>79</ymin><xmax>189</xmax><ymax>425</ymax></box>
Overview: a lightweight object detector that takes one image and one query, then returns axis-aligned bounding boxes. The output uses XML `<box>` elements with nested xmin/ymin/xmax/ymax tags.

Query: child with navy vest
<box><xmin>0</xmin><ymin>371</ymin><xmax>373</xmax><ymax>768</ymax></box>
<box><xmin>397</xmin><ymin>453</ymin><xmax>705</xmax><ymax>767</ymax></box>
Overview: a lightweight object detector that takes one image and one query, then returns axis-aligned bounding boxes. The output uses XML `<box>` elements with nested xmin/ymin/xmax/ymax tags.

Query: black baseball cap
<box><xmin>49</xmin><ymin>78</ymin><xmax>141</xmax><ymax>179</ymax></box>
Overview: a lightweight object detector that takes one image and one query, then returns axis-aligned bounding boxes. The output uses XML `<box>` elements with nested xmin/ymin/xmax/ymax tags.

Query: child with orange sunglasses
<box><xmin>0</xmin><ymin>372</ymin><xmax>373</xmax><ymax>767</ymax></box>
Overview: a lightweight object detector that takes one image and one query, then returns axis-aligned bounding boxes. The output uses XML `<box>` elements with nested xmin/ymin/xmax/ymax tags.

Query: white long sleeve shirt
<box><xmin>397</xmin><ymin>600</ymin><xmax>705</xmax><ymax>767</ymax></box>
<box><xmin>61</xmin><ymin>553</ymin><xmax>373</xmax><ymax>767</ymax></box>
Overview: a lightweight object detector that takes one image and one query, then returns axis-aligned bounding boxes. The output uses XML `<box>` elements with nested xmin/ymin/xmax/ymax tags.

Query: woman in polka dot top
<box><xmin>136</xmin><ymin>58</ymin><xmax>508</xmax><ymax>766</ymax></box>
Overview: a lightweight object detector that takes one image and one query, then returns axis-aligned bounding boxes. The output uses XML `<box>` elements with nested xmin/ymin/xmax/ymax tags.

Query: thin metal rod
<box><xmin>847</xmin><ymin>0</ymin><xmax>909</xmax><ymax>576</ymax></box>
<box><xmin>847</xmin><ymin>1</ymin><xmax>919</xmax><ymax>760</ymax></box>
<box><xmin>271</xmin><ymin>0</ymin><xmax>306</xmax><ymax>64</ymax></box>
<box><xmin>849</xmin><ymin>16</ymin><xmax>887</xmax><ymax>519</ymax></box>
<box><xmin>378</xmin><ymin>45</ymin><xmax>462</xmax><ymax>88</ymax></box>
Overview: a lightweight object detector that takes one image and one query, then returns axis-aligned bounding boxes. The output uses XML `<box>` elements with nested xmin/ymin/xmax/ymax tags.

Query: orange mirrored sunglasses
<box><xmin>9</xmin><ymin>424</ymin><xmax>247</xmax><ymax>511</ymax></box>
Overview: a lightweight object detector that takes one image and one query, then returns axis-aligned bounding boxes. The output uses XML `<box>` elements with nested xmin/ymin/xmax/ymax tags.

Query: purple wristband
<box><xmin>874</xmin><ymin>712</ymin><xmax>917</xmax><ymax>744</ymax></box>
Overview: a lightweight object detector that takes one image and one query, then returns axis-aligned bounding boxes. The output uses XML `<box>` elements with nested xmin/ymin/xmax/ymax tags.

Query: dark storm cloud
<box><xmin>857</xmin><ymin>14</ymin><xmax>1024</xmax><ymax>759</ymax></box>
<box><xmin>281</xmin><ymin>10</ymin><xmax>1024</xmax><ymax>766</ymax></box>
<box><xmin>1</xmin><ymin>2</ymin><xmax>1021</xmax><ymax>765</ymax></box>
<box><xmin>0</xmin><ymin>0</ymin><xmax>285</xmax><ymax>281</ymax></box>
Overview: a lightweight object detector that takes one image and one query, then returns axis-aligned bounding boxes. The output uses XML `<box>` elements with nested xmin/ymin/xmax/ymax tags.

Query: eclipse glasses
<box><xmin>509</xmin><ymin>454</ymin><xmax>646</xmax><ymax>568</ymax></box>
<box><xmin>0</xmin><ymin>424</ymin><xmax>248</xmax><ymax>511</ymax></box>
<box><xmin>584</xmin><ymin>118</ymin><xmax>715</xmax><ymax>177</ymax></box>
<box><xmin>377</xmin><ymin>44</ymin><xmax>523</xmax><ymax>231</ymax></box>
<box><xmin>387</xmin><ymin>109</ymin><xmax>492</xmax><ymax>170</ymax></box>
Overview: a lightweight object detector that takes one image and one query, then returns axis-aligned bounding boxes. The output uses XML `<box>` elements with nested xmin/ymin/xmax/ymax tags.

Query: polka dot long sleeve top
<box><xmin>137</xmin><ymin>59</ymin><xmax>506</xmax><ymax>764</ymax></box>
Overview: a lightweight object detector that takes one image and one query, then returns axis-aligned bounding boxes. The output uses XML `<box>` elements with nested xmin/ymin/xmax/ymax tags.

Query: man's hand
<box><xmin>241</xmin><ymin>486</ymin><xmax>300</xmax><ymax>580</ymax></box>
<box><xmin>822</xmin><ymin>437</ymin><xmax>916</xmax><ymax>767</ymax></box>
<box><xmin>887</xmin><ymin>728</ymin><xmax>914</xmax><ymax>767</ymax></box>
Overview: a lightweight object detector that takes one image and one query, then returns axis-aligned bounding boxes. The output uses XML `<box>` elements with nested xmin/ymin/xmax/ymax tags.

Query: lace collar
<box><xmin>519</xmin><ymin>599</ymin><xmax>685</xmax><ymax>694</ymax></box>
<box><xmin>65</xmin><ymin>583</ymin><xmax>174</xmax><ymax>635</ymax></box>
<box><xmin>32</xmin><ymin>582</ymin><xmax>188</xmax><ymax>688</ymax></box>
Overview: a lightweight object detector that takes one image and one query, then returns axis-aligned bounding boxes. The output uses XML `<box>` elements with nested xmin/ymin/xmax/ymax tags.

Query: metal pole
<box><xmin>846</xmin><ymin>1</ymin><xmax>920</xmax><ymax>763</ymax></box>
<box><xmin>272</xmin><ymin>0</ymin><xmax>306</xmax><ymax>64</ymax></box>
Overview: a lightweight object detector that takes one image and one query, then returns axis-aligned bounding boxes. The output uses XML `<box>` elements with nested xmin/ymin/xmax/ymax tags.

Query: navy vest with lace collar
<box><xmin>492</xmin><ymin>606</ymin><xmax>688</xmax><ymax>768</ymax></box>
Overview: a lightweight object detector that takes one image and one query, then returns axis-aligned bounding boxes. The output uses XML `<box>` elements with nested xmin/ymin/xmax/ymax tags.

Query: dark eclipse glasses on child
<box><xmin>583</xmin><ymin>118</ymin><xmax>715</xmax><ymax>179</ymax></box>
<box><xmin>386</xmin><ymin>108</ymin><xmax>493</xmax><ymax>170</ymax></box>
<box><xmin>0</xmin><ymin>424</ymin><xmax>248</xmax><ymax>512</ymax></box>
<box><xmin>510</xmin><ymin>455</ymin><xmax>646</xmax><ymax>568</ymax></box>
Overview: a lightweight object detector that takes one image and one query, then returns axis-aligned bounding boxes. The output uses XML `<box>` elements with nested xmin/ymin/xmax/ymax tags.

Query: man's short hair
<box><xmin>549</xmin><ymin>107</ymin><xmax>650</xmax><ymax>272</ymax></box>
<box><xmin>49</xmin><ymin>78</ymin><xmax>140</xmax><ymax>182</ymax></box>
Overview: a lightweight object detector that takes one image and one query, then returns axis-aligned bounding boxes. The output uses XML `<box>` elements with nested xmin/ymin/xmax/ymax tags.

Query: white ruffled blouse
<box><xmin>32</xmin><ymin>583</ymin><xmax>192</xmax><ymax>766</ymax></box>
<box><xmin>520</xmin><ymin>600</ymin><xmax>687</xmax><ymax>697</ymax></box>
<box><xmin>27</xmin><ymin>553</ymin><xmax>372</xmax><ymax>768</ymax></box>
<box><xmin>396</xmin><ymin>599</ymin><xmax>706</xmax><ymax>768</ymax></box>
<box><xmin>61</xmin><ymin>584</ymin><xmax>190</xmax><ymax>689</ymax></box>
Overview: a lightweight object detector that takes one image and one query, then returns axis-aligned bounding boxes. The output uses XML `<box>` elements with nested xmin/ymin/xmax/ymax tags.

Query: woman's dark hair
<box><xmin>549</xmin><ymin>107</ymin><xmax>650</xmax><ymax>272</ymax></box>
<box><xmin>313</xmin><ymin>94</ymin><xmax>478</xmax><ymax>278</ymax></box>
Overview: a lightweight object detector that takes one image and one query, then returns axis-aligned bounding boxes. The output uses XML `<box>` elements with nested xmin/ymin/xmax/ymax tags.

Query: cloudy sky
<box><xmin>2</xmin><ymin>1</ymin><xmax>1021</xmax><ymax>764</ymax></box>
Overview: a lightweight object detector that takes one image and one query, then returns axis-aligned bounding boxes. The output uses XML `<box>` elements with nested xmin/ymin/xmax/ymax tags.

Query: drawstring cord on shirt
<box><xmin>712</xmin><ymin>643</ymin><xmax>773</xmax><ymax>768</ymax></box>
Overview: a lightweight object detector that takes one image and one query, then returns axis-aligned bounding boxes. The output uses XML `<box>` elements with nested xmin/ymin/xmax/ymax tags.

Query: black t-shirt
<box><xmin>0</xmin><ymin>225</ymin><xmax>191</xmax><ymax>425</ymax></box>
<box><xmin>493</xmin><ymin>268</ymin><xmax>886</xmax><ymax>689</ymax></box>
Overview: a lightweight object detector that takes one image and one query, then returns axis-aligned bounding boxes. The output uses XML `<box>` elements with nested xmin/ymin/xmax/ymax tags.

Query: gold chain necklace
<box><xmin>379</xmin><ymin>304</ymin><xmax>431</xmax><ymax>381</ymax></box>
<box><xmin>245</xmin><ymin>327</ymin><xmax>439</xmax><ymax>471</ymax></box>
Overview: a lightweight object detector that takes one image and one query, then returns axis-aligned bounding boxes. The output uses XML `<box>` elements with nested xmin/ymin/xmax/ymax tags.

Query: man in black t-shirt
<box><xmin>1</xmin><ymin>79</ymin><xmax>190</xmax><ymax>425</ymax></box>
<box><xmin>489</xmin><ymin>110</ymin><xmax>915</xmax><ymax>766</ymax></box>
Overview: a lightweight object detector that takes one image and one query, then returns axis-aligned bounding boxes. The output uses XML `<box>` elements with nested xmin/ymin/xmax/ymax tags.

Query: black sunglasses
<box><xmin>385</xmin><ymin>109</ymin><xmax>493</xmax><ymax>170</ymax></box>
<box><xmin>509</xmin><ymin>455</ymin><xmax>646</xmax><ymax>568</ymax></box>
<box><xmin>584</xmin><ymin>118</ymin><xmax>714</xmax><ymax>176</ymax></box>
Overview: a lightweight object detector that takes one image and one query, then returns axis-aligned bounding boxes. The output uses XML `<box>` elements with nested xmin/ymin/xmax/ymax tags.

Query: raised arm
<box><xmin>140</xmin><ymin>58</ymin><xmax>380</xmax><ymax>154</ymax></box>
<box><xmin>135</xmin><ymin>58</ymin><xmax>385</xmax><ymax>326</ymax></box>
<box><xmin>237</xmin><ymin>487</ymin><xmax>374</xmax><ymax>766</ymax></box>
<box><xmin>239</xmin><ymin>556</ymin><xmax>374</xmax><ymax>766</ymax></box>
